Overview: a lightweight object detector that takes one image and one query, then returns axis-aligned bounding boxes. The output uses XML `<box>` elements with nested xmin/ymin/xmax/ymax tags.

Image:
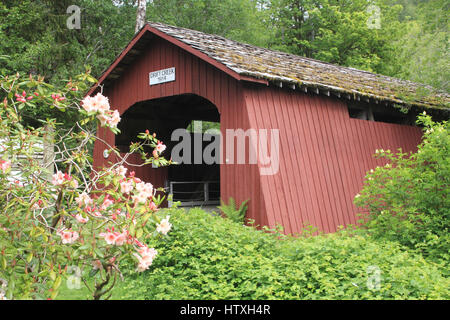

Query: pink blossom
<box><xmin>113</xmin><ymin>165</ymin><xmax>128</xmax><ymax>178</ymax></box>
<box><xmin>99</xmin><ymin>230</ymin><xmax>127</xmax><ymax>246</ymax></box>
<box><xmin>155</xmin><ymin>141</ymin><xmax>166</xmax><ymax>154</ymax></box>
<box><xmin>120</xmin><ymin>179</ymin><xmax>133</xmax><ymax>194</ymax></box>
<box><xmin>108</xmin><ymin>110</ymin><xmax>121</xmax><ymax>128</ymax></box>
<box><xmin>96</xmin><ymin>109</ymin><xmax>121</xmax><ymax>128</ymax></box>
<box><xmin>156</xmin><ymin>216</ymin><xmax>172</xmax><ymax>235</ymax></box>
<box><xmin>134</xmin><ymin>247</ymin><xmax>158</xmax><ymax>272</ymax></box>
<box><xmin>100</xmin><ymin>197</ymin><xmax>114</xmax><ymax>211</ymax></box>
<box><xmin>52</xmin><ymin>171</ymin><xmax>65</xmax><ymax>186</ymax></box>
<box><xmin>99</xmin><ymin>232</ymin><xmax>117</xmax><ymax>245</ymax></box>
<box><xmin>148</xmin><ymin>201</ymin><xmax>158</xmax><ymax>212</ymax></box>
<box><xmin>93</xmin><ymin>93</ymin><xmax>110</xmax><ymax>112</ymax></box>
<box><xmin>96</xmin><ymin>112</ymin><xmax>109</xmax><ymax>127</ymax></box>
<box><xmin>75</xmin><ymin>192</ymin><xmax>93</xmax><ymax>207</ymax></box>
<box><xmin>132</xmin><ymin>192</ymin><xmax>148</xmax><ymax>204</ymax></box>
<box><xmin>114</xmin><ymin>232</ymin><xmax>127</xmax><ymax>246</ymax></box>
<box><xmin>81</xmin><ymin>95</ymin><xmax>96</xmax><ymax>113</ymax></box>
<box><xmin>0</xmin><ymin>159</ymin><xmax>11</xmax><ymax>173</ymax></box>
<box><xmin>58</xmin><ymin>230</ymin><xmax>79</xmax><ymax>244</ymax></box>
<box><xmin>74</xmin><ymin>214</ymin><xmax>89</xmax><ymax>224</ymax></box>
<box><xmin>135</xmin><ymin>182</ymin><xmax>153</xmax><ymax>197</ymax></box>
<box><xmin>138</xmin><ymin>247</ymin><xmax>158</xmax><ymax>260</ymax></box>
<box><xmin>81</xmin><ymin>93</ymin><xmax>109</xmax><ymax>113</ymax></box>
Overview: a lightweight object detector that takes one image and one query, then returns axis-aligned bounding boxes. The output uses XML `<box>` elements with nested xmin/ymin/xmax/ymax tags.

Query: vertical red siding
<box><xmin>242</xmin><ymin>85</ymin><xmax>422</xmax><ymax>233</ymax></box>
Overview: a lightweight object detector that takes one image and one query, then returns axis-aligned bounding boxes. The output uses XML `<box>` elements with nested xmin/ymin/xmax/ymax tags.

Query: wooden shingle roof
<box><xmin>147</xmin><ymin>22</ymin><xmax>449</xmax><ymax>110</ymax></box>
<box><xmin>93</xmin><ymin>22</ymin><xmax>450</xmax><ymax>110</ymax></box>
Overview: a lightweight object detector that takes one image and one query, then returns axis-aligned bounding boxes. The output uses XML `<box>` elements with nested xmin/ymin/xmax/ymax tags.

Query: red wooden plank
<box><xmin>298</xmin><ymin>94</ymin><xmax>330</xmax><ymax>232</ymax></box>
<box><xmin>320</xmin><ymin>97</ymin><xmax>354</xmax><ymax>227</ymax></box>
<box><xmin>277</xmin><ymin>88</ymin><xmax>308</xmax><ymax>232</ymax></box>
<box><xmin>330</xmin><ymin>100</ymin><xmax>360</xmax><ymax>224</ymax></box>
<box><xmin>268</xmin><ymin>88</ymin><xmax>299</xmax><ymax>233</ymax></box>
<box><xmin>287</xmin><ymin>90</ymin><xmax>317</xmax><ymax>229</ymax></box>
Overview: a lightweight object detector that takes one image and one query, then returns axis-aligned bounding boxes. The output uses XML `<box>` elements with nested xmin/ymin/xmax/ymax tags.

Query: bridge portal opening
<box><xmin>115</xmin><ymin>94</ymin><xmax>220</xmax><ymax>207</ymax></box>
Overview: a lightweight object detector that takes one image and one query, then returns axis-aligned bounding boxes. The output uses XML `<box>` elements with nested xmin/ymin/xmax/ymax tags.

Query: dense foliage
<box><xmin>267</xmin><ymin>0</ymin><xmax>403</xmax><ymax>76</ymax></box>
<box><xmin>355</xmin><ymin>113</ymin><xmax>449</xmax><ymax>264</ymax></box>
<box><xmin>113</xmin><ymin>208</ymin><xmax>448</xmax><ymax>300</ymax></box>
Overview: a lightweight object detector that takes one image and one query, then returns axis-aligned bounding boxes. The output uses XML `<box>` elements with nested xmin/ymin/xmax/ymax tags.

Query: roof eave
<box><xmin>86</xmin><ymin>24</ymin><xmax>268</xmax><ymax>97</ymax></box>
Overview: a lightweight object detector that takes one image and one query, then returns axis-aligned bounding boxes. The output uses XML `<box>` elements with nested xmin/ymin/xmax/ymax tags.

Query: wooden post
<box><xmin>204</xmin><ymin>182</ymin><xmax>209</xmax><ymax>203</ymax></box>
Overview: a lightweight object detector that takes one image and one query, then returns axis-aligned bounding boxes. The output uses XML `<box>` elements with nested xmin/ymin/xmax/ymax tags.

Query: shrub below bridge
<box><xmin>117</xmin><ymin>208</ymin><xmax>449</xmax><ymax>300</ymax></box>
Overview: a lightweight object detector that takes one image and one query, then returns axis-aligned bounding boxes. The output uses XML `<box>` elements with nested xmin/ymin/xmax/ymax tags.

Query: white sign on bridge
<box><xmin>149</xmin><ymin>67</ymin><xmax>176</xmax><ymax>86</ymax></box>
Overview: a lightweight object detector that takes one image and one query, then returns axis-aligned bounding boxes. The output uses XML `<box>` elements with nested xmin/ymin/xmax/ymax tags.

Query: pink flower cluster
<box><xmin>74</xmin><ymin>214</ymin><xmax>89</xmax><ymax>224</ymax></box>
<box><xmin>156</xmin><ymin>216</ymin><xmax>172</xmax><ymax>235</ymax></box>
<box><xmin>57</xmin><ymin>229</ymin><xmax>79</xmax><ymax>244</ymax></box>
<box><xmin>120</xmin><ymin>179</ymin><xmax>134</xmax><ymax>194</ymax></box>
<box><xmin>99</xmin><ymin>228</ymin><xmax>129</xmax><ymax>246</ymax></box>
<box><xmin>132</xmin><ymin>181</ymin><xmax>154</xmax><ymax>204</ymax></box>
<box><xmin>51</xmin><ymin>93</ymin><xmax>65</xmax><ymax>102</ymax></box>
<box><xmin>75</xmin><ymin>193</ymin><xmax>117</xmax><ymax>220</ymax></box>
<box><xmin>52</xmin><ymin>171</ymin><xmax>78</xmax><ymax>188</ymax></box>
<box><xmin>81</xmin><ymin>93</ymin><xmax>121</xmax><ymax>128</ymax></box>
<box><xmin>75</xmin><ymin>192</ymin><xmax>93</xmax><ymax>207</ymax></box>
<box><xmin>0</xmin><ymin>159</ymin><xmax>11</xmax><ymax>173</ymax></box>
<box><xmin>113</xmin><ymin>165</ymin><xmax>128</xmax><ymax>178</ymax></box>
<box><xmin>152</xmin><ymin>141</ymin><xmax>167</xmax><ymax>158</ymax></box>
<box><xmin>134</xmin><ymin>246</ymin><xmax>158</xmax><ymax>272</ymax></box>
<box><xmin>155</xmin><ymin>141</ymin><xmax>166</xmax><ymax>154</ymax></box>
<box><xmin>15</xmin><ymin>91</ymin><xmax>33</xmax><ymax>103</ymax></box>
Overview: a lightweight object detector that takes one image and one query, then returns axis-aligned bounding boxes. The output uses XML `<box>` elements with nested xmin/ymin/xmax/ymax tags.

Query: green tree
<box><xmin>147</xmin><ymin>0</ymin><xmax>273</xmax><ymax>47</ymax></box>
<box><xmin>0</xmin><ymin>0</ymin><xmax>136</xmax><ymax>84</ymax></box>
<box><xmin>391</xmin><ymin>0</ymin><xmax>449</xmax><ymax>91</ymax></box>
<box><xmin>0</xmin><ymin>0</ymin><xmax>136</xmax><ymax>124</ymax></box>
<box><xmin>268</xmin><ymin>0</ymin><xmax>404</xmax><ymax>74</ymax></box>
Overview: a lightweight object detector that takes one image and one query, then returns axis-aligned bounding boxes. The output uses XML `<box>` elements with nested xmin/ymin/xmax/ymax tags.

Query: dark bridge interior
<box><xmin>116</xmin><ymin>94</ymin><xmax>220</xmax><ymax>206</ymax></box>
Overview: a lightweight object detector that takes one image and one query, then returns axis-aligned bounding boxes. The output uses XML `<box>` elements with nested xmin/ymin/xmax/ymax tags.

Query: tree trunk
<box><xmin>135</xmin><ymin>0</ymin><xmax>147</xmax><ymax>34</ymax></box>
<box><xmin>42</xmin><ymin>124</ymin><xmax>55</xmax><ymax>181</ymax></box>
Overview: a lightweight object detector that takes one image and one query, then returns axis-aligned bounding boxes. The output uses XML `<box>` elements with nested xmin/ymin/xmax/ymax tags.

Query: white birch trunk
<box><xmin>135</xmin><ymin>0</ymin><xmax>147</xmax><ymax>34</ymax></box>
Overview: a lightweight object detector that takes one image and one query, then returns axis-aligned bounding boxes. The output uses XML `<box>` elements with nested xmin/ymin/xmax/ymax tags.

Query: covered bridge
<box><xmin>89</xmin><ymin>22</ymin><xmax>449</xmax><ymax>234</ymax></box>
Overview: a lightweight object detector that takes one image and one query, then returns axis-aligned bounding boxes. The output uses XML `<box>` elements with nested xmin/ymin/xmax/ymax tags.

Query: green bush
<box><xmin>355</xmin><ymin>113</ymin><xmax>449</xmax><ymax>263</ymax></box>
<box><xmin>117</xmin><ymin>208</ymin><xmax>449</xmax><ymax>300</ymax></box>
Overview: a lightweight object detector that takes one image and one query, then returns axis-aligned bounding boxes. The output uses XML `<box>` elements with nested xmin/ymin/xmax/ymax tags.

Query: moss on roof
<box><xmin>148</xmin><ymin>22</ymin><xmax>449</xmax><ymax>110</ymax></box>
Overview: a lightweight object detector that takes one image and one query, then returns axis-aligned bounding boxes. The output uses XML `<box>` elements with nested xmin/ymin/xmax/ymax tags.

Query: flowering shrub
<box><xmin>354</xmin><ymin>113</ymin><xmax>449</xmax><ymax>263</ymax></box>
<box><xmin>0</xmin><ymin>72</ymin><xmax>172</xmax><ymax>300</ymax></box>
